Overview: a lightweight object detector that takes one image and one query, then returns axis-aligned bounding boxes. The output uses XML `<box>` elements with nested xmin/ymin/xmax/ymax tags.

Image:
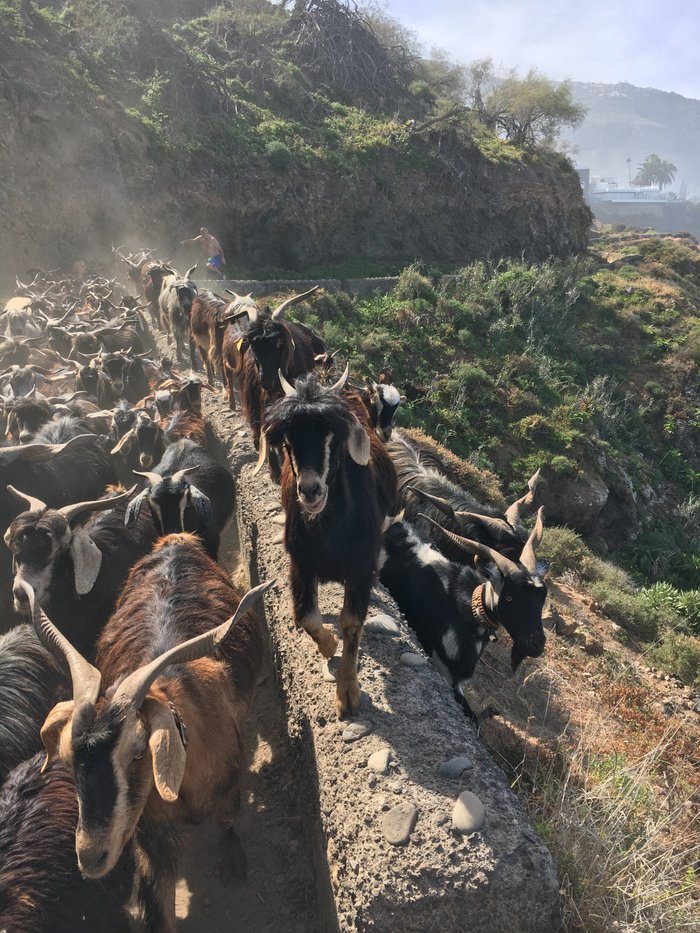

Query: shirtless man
<box><xmin>181</xmin><ymin>227</ymin><xmax>226</xmax><ymax>277</ymax></box>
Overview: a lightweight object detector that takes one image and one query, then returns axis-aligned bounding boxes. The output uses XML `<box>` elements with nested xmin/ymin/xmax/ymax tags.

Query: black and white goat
<box><xmin>379</xmin><ymin>510</ymin><xmax>547</xmax><ymax>715</ymax></box>
<box><xmin>360</xmin><ymin>380</ymin><xmax>404</xmax><ymax>441</ymax></box>
<box><xmin>387</xmin><ymin>430</ymin><xmax>540</xmax><ymax>563</ymax></box>
<box><xmin>4</xmin><ymin>485</ymin><xmax>158</xmax><ymax>658</ymax></box>
<box><xmin>125</xmin><ymin>438</ymin><xmax>234</xmax><ymax>559</ymax></box>
<box><xmin>260</xmin><ymin>366</ymin><xmax>397</xmax><ymax>717</ymax></box>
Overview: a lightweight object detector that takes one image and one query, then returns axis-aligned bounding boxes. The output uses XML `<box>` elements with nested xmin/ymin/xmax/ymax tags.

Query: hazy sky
<box><xmin>383</xmin><ymin>0</ymin><xmax>699</xmax><ymax>100</ymax></box>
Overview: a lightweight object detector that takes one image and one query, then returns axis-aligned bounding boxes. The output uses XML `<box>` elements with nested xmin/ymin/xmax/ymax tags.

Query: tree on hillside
<box><xmin>466</xmin><ymin>61</ymin><xmax>587</xmax><ymax>148</ymax></box>
<box><xmin>633</xmin><ymin>154</ymin><xmax>678</xmax><ymax>191</ymax></box>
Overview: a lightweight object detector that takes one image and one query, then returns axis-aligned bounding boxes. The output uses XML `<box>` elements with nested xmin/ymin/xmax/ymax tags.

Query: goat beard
<box><xmin>510</xmin><ymin>643</ymin><xmax>527</xmax><ymax>673</ymax></box>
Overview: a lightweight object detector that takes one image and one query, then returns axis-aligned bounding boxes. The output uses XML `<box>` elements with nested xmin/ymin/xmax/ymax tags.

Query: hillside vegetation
<box><xmin>281</xmin><ymin>231</ymin><xmax>700</xmax><ymax>929</ymax></box>
<box><xmin>0</xmin><ymin>0</ymin><xmax>589</xmax><ymax>287</ymax></box>
<box><xmin>291</xmin><ymin>229</ymin><xmax>700</xmax><ymax>681</ymax></box>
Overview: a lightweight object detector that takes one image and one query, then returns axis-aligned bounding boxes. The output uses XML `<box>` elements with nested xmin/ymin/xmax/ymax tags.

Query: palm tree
<box><xmin>633</xmin><ymin>154</ymin><xmax>678</xmax><ymax>191</ymax></box>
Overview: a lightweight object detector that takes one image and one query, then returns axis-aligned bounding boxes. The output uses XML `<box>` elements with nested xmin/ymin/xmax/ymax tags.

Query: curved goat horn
<box><xmin>504</xmin><ymin>468</ymin><xmax>541</xmax><ymax>527</ymax></box>
<box><xmin>271</xmin><ymin>285</ymin><xmax>319</xmax><ymax>321</ymax></box>
<box><xmin>252</xmin><ymin>430</ymin><xmax>268</xmax><ymax>478</ymax></box>
<box><xmin>171</xmin><ymin>466</ymin><xmax>198</xmax><ymax>485</ymax></box>
<box><xmin>455</xmin><ymin>512</ymin><xmax>514</xmax><ymax>537</ymax></box>
<box><xmin>57</xmin><ymin>485</ymin><xmax>137</xmax><ymax>522</ymax></box>
<box><xmin>519</xmin><ymin>507</ymin><xmax>545</xmax><ymax>576</ymax></box>
<box><xmin>113</xmin><ymin>578</ymin><xmax>276</xmax><ymax>711</ymax></box>
<box><xmin>21</xmin><ymin>580</ymin><xmax>101</xmax><ymax>710</ymax></box>
<box><xmin>407</xmin><ymin>485</ymin><xmax>456</xmax><ymax>520</ymax></box>
<box><xmin>278</xmin><ymin>369</ymin><xmax>297</xmax><ymax>398</ymax></box>
<box><xmin>133</xmin><ymin>470</ymin><xmax>163</xmax><ymax>486</ymax></box>
<box><xmin>329</xmin><ymin>363</ymin><xmax>349</xmax><ymax>393</ymax></box>
<box><xmin>419</xmin><ymin>513</ymin><xmax>522</xmax><ymax>576</ymax></box>
<box><xmin>7</xmin><ymin>485</ymin><xmax>48</xmax><ymax>514</ymax></box>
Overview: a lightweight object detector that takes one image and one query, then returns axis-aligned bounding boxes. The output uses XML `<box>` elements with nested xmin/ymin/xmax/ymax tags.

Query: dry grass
<box><xmin>469</xmin><ymin>581</ymin><xmax>700</xmax><ymax>932</ymax></box>
<box><xmin>400</xmin><ymin>426</ymin><xmax>505</xmax><ymax>506</ymax></box>
<box><xmin>515</xmin><ymin>723</ymin><xmax>700</xmax><ymax>932</ymax></box>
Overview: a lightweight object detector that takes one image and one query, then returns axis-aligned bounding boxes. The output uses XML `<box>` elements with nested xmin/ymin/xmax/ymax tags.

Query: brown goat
<box><xmin>29</xmin><ymin>535</ymin><xmax>272</xmax><ymax>933</ymax></box>
<box><xmin>188</xmin><ymin>290</ymin><xmax>228</xmax><ymax>385</ymax></box>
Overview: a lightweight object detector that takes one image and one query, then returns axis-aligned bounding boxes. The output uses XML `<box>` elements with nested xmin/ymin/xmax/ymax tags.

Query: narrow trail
<box><xmin>136</xmin><ymin>338</ymin><xmax>324</xmax><ymax>932</ymax></box>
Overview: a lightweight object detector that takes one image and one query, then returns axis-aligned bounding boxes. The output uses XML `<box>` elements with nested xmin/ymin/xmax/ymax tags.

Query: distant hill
<box><xmin>563</xmin><ymin>82</ymin><xmax>700</xmax><ymax>197</ymax></box>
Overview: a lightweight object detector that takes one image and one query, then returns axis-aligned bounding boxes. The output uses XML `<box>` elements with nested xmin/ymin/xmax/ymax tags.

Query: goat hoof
<box><xmin>335</xmin><ymin>676</ymin><xmax>361</xmax><ymax>718</ymax></box>
<box><xmin>217</xmin><ymin>837</ymin><xmax>247</xmax><ymax>887</ymax></box>
<box><xmin>316</xmin><ymin>625</ymin><xmax>338</xmax><ymax>659</ymax></box>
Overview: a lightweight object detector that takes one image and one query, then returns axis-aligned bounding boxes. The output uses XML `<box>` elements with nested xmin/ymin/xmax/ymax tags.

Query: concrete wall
<box><xmin>209</xmin><ymin>278</ymin><xmax>400</xmax><ymax>299</ymax></box>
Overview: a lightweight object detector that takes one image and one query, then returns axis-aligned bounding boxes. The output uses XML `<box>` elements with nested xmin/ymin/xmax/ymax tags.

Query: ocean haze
<box><xmin>382</xmin><ymin>0</ymin><xmax>699</xmax><ymax>101</ymax></box>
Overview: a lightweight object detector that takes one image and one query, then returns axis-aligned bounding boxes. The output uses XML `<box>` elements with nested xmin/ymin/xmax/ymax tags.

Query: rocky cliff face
<box><xmin>0</xmin><ymin>25</ymin><xmax>589</xmax><ymax>287</ymax></box>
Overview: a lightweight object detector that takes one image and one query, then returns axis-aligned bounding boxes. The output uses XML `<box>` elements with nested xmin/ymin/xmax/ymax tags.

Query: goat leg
<box><xmin>134</xmin><ymin>837</ymin><xmax>178</xmax><ymax>933</ymax></box>
<box><xmin>216</xmin><ymin>781</ymin><xmax>247</xmax><ymax>886</ymax></box>
<box><xmin>290</xmin><ymin>566</ymin><xmax>338</xmax><ymax>660</ymax></box>
<box><xmin>335</xmin><ymin>581</ymin><xmax>370</xmax><ymax>718</ymax></box>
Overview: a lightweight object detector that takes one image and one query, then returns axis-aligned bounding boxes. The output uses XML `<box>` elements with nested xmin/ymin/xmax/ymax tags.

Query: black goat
<box><xmin>3</xmin><ymin>394</ymin><xmax>54</xmax><ymax>442</ymax></box>
<box><xmin>261</xmin><ymin>367</ymin><xmax>397</xmax><ymax>717</ymax></box>
<box><xmin>0</xmin><ymin>624</ymin><xmax>68</xmax><ymax>783</ymax></box>
<box><xmin>94</xmin><ymin>349</ymin><xmax>149</xmax><ymax>403</ymax></box>
<box><xmin>5</xmin><ymin>485</ymin><xmax>158</xmax><ymax>659</ymax></box>
<box><xmin>126</xmin><ymin>438</ymin><xmax>234</xmax><ymax>558</ymax></box>
<box><xmin>387</xmin><ymin>430</ymin><xmax>540</xmax><ymax>563</ymax></box>
<box><xmin>228</xmin><ymin>286</ymin><xmax>322</xmax><ymax>449</ymax></box>
<box><xmin>0</xmin><ymin>432</ymin><xmax>116</xmax><ymax>626</ymax></box>
<box><xmin>379</xmin><ymin>511</ymin><xmax>547</xmax><ymax>715</ymax></box>
<box><xmin>0</xmin><ymin>755</ymin><xmax>134</xmax><ymax>933</ymax></box>
<box><xmin>111</xmin><ymin>409</ymin><xmax>167</xmax><ymax>473</ymax></box>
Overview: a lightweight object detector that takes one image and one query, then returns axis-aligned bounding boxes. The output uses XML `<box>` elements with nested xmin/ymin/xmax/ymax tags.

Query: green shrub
<box><xmin>538</xmin><ymin>526</ymin><xmax>591</xmax><ymax>577</ymax></box>
<box><xmin>648</xmin><ymin>633</ymin><xmax>700</xmax><ymax>685</ymax></box>
<box><xmin>587</xmin><ymin>582</ymin><xmax>658</xmax><ymax>639</ymax></box>
<box><xmin>677</xmin><ymin>590</ymin><xmax>700</xmax><ymax>634</ymax></box>
<box><xmin>265</xmin><ymin>140</ymin><xmax>294</xmax><ymax>172</ymax></box>
<box><xmin>394</xmin><ymin>263</ymin><xmax>437</xmax><ymax>303</ymax></box>
<box><xmin>640</xmin><ymin>582</ymin><xmax>682</xmax><ymax>614</ymax></box>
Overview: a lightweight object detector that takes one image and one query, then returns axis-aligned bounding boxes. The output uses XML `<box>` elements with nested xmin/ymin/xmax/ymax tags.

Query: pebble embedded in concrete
<box><xmin>367</xmin><ymin>748</ymin><xmax>391</xmax><ymax>774</ymax></box>
<box><xmin>364</xmin><ymin>613</ymin><xmax>400</xmax><ymax>636</ymax></box>
<box><xmin>400</xmin><ymin>652</ymin><xmax>428</xmax><ymax>669</ymax></box>
<box><xmin>342</xmin><ymin>720</ymin><xmax>372</xmax><ymax>743</ymax></box>
<box><xmin>381</xmin><ymin>802</ymin><xmax>418</xmax><ymax>846</ymax></box>
<box><xmin>452</xmin><ymin>791</ymin><xmax>486</xmax><ymax>833</ymax></box>
<box><xmin>438</xmin><ymin>756</ymin><xmax>473</xmax><ymax>779</ymax></box>
<box><xmin>272</xmin><ymin>514</ymin><xmax>286</xmax><ymax>525</ymax></box>
<box><xmin>322</xmin><ymin>658</ymin><xmax>340</xmax><ymax>683</ymax></box>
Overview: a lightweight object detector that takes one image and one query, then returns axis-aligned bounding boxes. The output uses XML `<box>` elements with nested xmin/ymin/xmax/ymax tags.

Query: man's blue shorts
<box><xmin>208</xmin><ymin>255</ymin><xmax>223</xmax><ymax>269</ymax></box>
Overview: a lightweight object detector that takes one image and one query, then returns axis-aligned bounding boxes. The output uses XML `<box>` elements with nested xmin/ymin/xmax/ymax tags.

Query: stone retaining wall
<box><xmin>209</xmin><ymin>277</ymin><xmax>400</xmax><ymax>298</ymax></box>
<box><xmin>205</xmin><ymin>397</ymin><xmax>562</xmax><ymax>933</ymax></box>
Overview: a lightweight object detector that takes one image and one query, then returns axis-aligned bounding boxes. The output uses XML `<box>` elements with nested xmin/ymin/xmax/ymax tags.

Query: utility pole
<box><xmin>626</xmin><ymin>157</ymin><xmax>632</xmax><ymax>185</ymax></box>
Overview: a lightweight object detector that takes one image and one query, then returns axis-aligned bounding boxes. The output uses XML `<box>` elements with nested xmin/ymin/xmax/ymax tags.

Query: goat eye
<box><xmin>504</xmin><ymin>595</ymin><xmax>513</xmax><ymax>602</ymax></box>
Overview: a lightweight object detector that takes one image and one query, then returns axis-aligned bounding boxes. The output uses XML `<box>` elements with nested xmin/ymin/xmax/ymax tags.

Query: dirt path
<box><xmin>132</xmin><ymin>345</ymin><xmax>323</xmax><ymax>932</ymax></box>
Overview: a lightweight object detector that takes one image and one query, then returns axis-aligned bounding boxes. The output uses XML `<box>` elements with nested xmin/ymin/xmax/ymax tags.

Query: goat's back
<box><xmin>96</xmin><ymin>534</ymin><xmax>263</xmax><ymax>705</ymax></box>
<box><xmin>0</xmin><ymin>626</ymin><xmax>68</xmax><ymax>783</ymax></box>
<box><xmin>0</xmin><ymin>755</ymin><xmax>134</xmax><ymax>933</ymax></box>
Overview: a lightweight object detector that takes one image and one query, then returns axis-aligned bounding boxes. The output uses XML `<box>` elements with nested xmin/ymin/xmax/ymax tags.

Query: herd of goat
<box><xmin>0</xmin><ymin>251</ymin><xmax>547</xmax><ymax>931</ymax></box>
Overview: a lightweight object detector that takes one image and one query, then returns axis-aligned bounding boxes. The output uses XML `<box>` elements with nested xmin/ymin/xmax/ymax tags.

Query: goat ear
<box><xmin>69</xmin><ymin>527</ymin><xmax>102</xmax><ymax>595</ymax></box>
<box><xmin>125</xmin><ymin>490</ymin><xmax>148</xmax><ymax>528</ymax></box>
<box><xmin>347</xmin><ymin>417</ymin><xmax>371</xmax><ymax>466</ymax></box>
<box><xmin>188</xmin><ymin>484</ymin><xmax>212</xmax><ymax>523</ymax></box>
<box><xmin>40</xmin><ymin>700</ymin><xmax>75</xmax><ymax>772</ymax></box>
<box><xmin>142</xmin><ymin>697</ymin><xmax>186</xmax><ymax>802</ymax></box>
